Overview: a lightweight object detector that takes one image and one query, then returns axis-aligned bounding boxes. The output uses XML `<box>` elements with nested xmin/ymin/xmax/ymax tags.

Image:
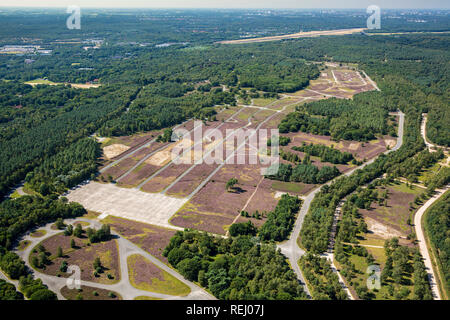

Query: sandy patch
<box><xmin>103</xmin><ymin>144</ymin><xmax>130</xmax><ymax>159</ymax></box>
<box><xmin>70</xmin><ymin>83</ymin><xmax>101</xmax><ymax>89</ymax></box>
<box><xmin>146</xmin><ymin>139</ymin><xmax>192</xmax><ymax>166</ymax></box>
<box><xmin>384</xmin><ymin>139</ymin><xmax>396</xmax><ymax>148</ymax></box>
<box><xmin>274</xmin><ymin>191</ymin><xmax>287</xmax><ymax>198</ymax></box>
<box><xmin>348</xmin><ymin>142</ymin><xmax>360</xmax><ymax>151</ymax></box>
<box><xmin>365</xmin><ymin>216</ymin><xmax>403</xmax><ymax>239</ymax></box>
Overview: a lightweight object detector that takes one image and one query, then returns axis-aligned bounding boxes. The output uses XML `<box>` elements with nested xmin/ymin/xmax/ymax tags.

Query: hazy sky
<box><xmin>1</xmin><ymin>0</ymin><xmax>449</xmax><ymax>9</ymax></box>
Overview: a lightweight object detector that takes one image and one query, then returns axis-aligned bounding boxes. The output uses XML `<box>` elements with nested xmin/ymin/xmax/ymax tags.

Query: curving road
<box><xmin>277</xmin><ymin>111</ymin><xmax>404</xmax><ymax>298</ymax></box>
<box><xmin>414</xmin><ymin>187</ymin><xmax>448</xmax><ymax>300</ymax></box>
<box><xmin>417</xmin><ymin>113</ymin><xmax>449</xmax><ymax>300</ymax></box>
<box><xmin>14</xmin><ymin>218</ymin><xmax>214</xmax><ymax>300</ymax></box>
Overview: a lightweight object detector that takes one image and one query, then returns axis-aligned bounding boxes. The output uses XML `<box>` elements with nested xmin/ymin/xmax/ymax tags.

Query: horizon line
<box><xmin>1</xmin><ymin>6</ymin><xmax>449</xmax><ymax>10</ymax></box>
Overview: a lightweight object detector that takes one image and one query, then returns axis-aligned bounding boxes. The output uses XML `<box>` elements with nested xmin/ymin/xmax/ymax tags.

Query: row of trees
<box><xmin>0</xmin><ymin>250</ymin><xmax>57</xmax><ymax>300</ymax></box>
<box><xmin>258</xmin><ymin>194</ymin><xmax>301</xmax><ymax>242</ymax></box>
<box><xmin>424</xmin><ymin>191</ymin><xmax>450</xmax><ymax>297</ymax></box>
<box><xmin>292</xmin><ymin>143</ymin><xmax>355</xmax><ymax>165</ymax></box>
<box><xmin>266</xmin><ymin>162</ymin><xmax>340</xmax><ymax>185</ymax></box>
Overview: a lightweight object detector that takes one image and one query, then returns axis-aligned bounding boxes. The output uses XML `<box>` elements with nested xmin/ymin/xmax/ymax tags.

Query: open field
<box><xmin>79</xmin><ymin>63</ymin><xmax>382</xmax><ymax>236</ymax></box>
<box><xmin>101</xmin><ymin>216</ymin><xmax>176</xmax><ymax>263</ymax></box>
<box><xmin>165</xmin><ymin>163</ymin><xmax>220</xmax><ymax>198</ymax></box>
<box><xmin>30</xmin><ymin>232</ymin><xmax>121</xmax><ymax>284</ymax></box>
<box><xmin>170</xmin><ymin>164</ymin><xmax>277</xmax><ymax>234</ymax></box>
<box><xmin>284</xmin><ymin>131</ymin><xmax>390</xmax><ymax>161</ymax></box>
<box><xmin>286</xmin><ymin>67</ymin><xmax>376</xmax><ymax>99</ymax></box>
<box><xmin>359</xmin><ymin>182</ymin><xmax>425</xmax><ymax>241</ymax></box>
<box><xmin>217</xmin><ymin>28</ymin><xmax>366</xmax><ymax>44</ymax></box>
<box><xmin>127</xmin><ymin>254</ymin><xmax>191</xmax><ymax>296</ymax></box>
<box><xmin>335</xmin><ymin>245</ymin><xmax>416</xmax><ymax>300</ymax></box>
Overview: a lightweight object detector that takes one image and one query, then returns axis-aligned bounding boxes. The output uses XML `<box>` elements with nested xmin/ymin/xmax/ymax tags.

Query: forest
<box><xmin>258</xmin><ymin>194</ymin><xmax>301</xmax><ymax>242</ymax></box>
<box><xmin>279</xmin><ymin>94</ymin><xmax>396</xmax><ymax>142</ymax></box>
<box><xmin>266</xmin><ymin>162</ymin><xmax>340</xmax><ymax>184</ymax></box>
<box><xmin>292</xmin><ymin>143</ymin><xmax>355</xmax><ymax>165</ymax></box>
<box><xmin>0</xmin><ymin>85</ymin><xmax>137</xmax><ymax>199</ymax></box>
<box><xmin>424</xmin><ymin>191</ymin><xmax>450</xmax><ymax>298</ymax></box>
<box><xmin>162</xmin><ymin>230</ymin><xmax>306</xmax><ymax>300</ymax></box>
<box><xmin>25</xmin><ymin>138</ymin><xmax>101</xmax><ymax>195</ymax></box>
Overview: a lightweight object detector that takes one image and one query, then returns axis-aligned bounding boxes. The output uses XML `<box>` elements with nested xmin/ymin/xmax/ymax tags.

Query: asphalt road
<box><xmin>14</xmin><ymin>218</ymin><xmax>214</xmax><ymax>300</ymax></box>
<box><xmin>414</xmin><ymin>188</ymin><xmax>448</xmax><ymax>300</ymax></box>
<box><xmin>277</xmin><ymin>111</ymin><xmax>404</xmax><ymax>298</ymax></box>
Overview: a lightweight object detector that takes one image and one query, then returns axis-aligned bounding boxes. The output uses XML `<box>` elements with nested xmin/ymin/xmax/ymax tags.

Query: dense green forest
<box><xmin>292</xmin><ymin>143</ymin><xmax>355</xmax><ymax>164</ymax></box>
<box><xmin>0</xmin><ymin>82</ymin><xmax>81</xmax><ymax>143</ymax></box>
<box><xmin>279</xmin><ymin>94</ymin><xmax>396</xmax><ymax>141</ymax></box>
<box><xmin>25</xmin><ymin>138</ymin><xmax>101</xmax><ymax>195</ymax></box>
<box><xmin>266</xmin><ymin>162</ymin><xmax>340</xmax><ymax>184</ymax></box>
<box><xmin>0</xmin><ymin>196</ymin><xmax>85</xmax><ymax>249</ymax></box>
<box><xmin>0</xmin><ymin>85</ymin><xmax>137</xmax><ymax>198</ymax></box>
<box><xmin>258</xmin><ymin>194</ymin><xmax>301</xmax><ymax>242</ymax></box>
<box><xmin>0</xmin><ymin>279</ymin><xmax>23</xmax><ymax>300</ymax></box>
<box><xmin>163</xmin><ymin>230</ymin><xmax>306</xmax><ymax>300</ymax></box>
<box><xmin>424</xmin><ymin>191</ymin><xmax>450</xmax><ymax>298</ymax></box>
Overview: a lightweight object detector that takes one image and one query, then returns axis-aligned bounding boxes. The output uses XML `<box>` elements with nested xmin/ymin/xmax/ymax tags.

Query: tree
<box><xmin>177</xmin><ymin>258</ymin><xmax>201</xmax><ymax>282</ymax></box>
<box><xmin>73</xmin><ymin>224</ymin><xmax>83</xmax><ymax>238</ymax></box>
<box><xmin>228</xmin><ymin>221</ymin><xmax>257</xmax><ymax>237</ymax></box>
<box><xmin>38</xmin><ymin>252</ymin><xmax>49</xmax><ymax>267</ymax></box>
<box><xmin>226</xmin><ymin>178</ymin><xmax>238</xmax><ymax>192</ymax></box>
<box><xmin>64</xmin><ymin>224</ymin><xmax>73</xmax><ymax>236</ymax></box>
<box><xmin>93</xmin><ymin>257</ymin><xmax>102</xmax><ymax>271</ymax></box>
<box><xmin>55</xmin><ymin>218</ymin><xmax>65</xmax><ymax>230</ymax></box>
<box><xmin>31</xmin><ymin>256</ymin><xmax>39</xmax><ymax>269</ymax></box>
<box><xmin>57</xmin><ymin>246</ymin><xmax>63</xmax><ymax>258</ymax></box>
<box><xmin>60</xmin><ymin>261</ymin><xmax>68</xmax><ymax>272</ymax></box>
<box><xmin>29</xmin><ymin>289</ymin><xmax>57</xmax><ymax>301</ymax></box>
<box><xmin>70</xmin><ymin>239</ymin><xmax>76</xmax><ymax>249</ymax></box>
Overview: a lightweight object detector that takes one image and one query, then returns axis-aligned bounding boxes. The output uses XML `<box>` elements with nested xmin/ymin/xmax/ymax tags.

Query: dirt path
<box><xmin>414</xmin><ymin>188</ymin><xmax>448</xmax><ymax>300</ymax></box>
<box><xmin>225</xmin><ymin>176</ymin><xmax>265</xmax><ymax>237</ymax></box>
<box><xmin>360</xmin><ymin>70</ymin><xmax>380</xmax><ymax>92</ymax></box>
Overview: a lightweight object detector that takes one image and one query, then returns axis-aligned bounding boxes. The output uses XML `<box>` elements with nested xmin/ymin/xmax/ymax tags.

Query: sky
<box><xmin>1</xmin><ymin>0</ymin><xmax>449</xmax><ymax>9</ymax></box>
